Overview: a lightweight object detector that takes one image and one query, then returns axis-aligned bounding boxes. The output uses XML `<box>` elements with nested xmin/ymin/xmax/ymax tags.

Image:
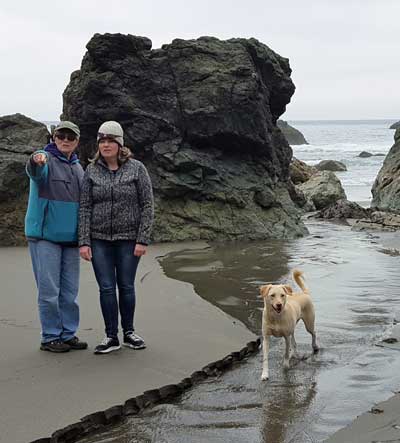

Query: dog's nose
<box><xmin>276</xmin><ymin>303</ymin><xmax>282</xmax><ymax>308</ymax></box>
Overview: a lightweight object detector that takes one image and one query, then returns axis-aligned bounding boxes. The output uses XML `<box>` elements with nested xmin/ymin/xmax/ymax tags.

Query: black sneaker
<box><xmin>40</xmin><ymin>340</ymin><xmax>70</xmax><ymax>353</ymax></box>
<box><xmin>64</xmin><ymin>336</ymin><xmax>88</xmax><ymax>350</ymax></box>
<box><xmin>123</xmin><ymin>332</ymin><xmax>146</xmax><ymax>350</ymax></box>
<box><xmin>94</xmin><ymin>337</ymin><xmax>121</xmax><ymax>354</ymax></box>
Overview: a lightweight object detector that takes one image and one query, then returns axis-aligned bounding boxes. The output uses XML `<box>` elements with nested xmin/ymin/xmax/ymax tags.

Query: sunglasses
<box><xmin>55</xmin><ymin>132</ymin><xmax>78</xmax><ymax>142</ymax></box>
<box><xmin>98</xmin><ymin>133</ymin><xmax>118</xmax><ymax>141</ymax></box>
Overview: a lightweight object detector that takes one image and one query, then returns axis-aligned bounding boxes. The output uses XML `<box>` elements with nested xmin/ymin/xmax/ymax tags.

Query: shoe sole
<box><xmin>122</xmin><ymin>343</ymin><xmax>146</xmax><ymax>350</ymax></box>
<box><xmin>40</xmin><ymin>346</ymin><xmax>70</xmax><ymax>353</ymax></box>
<box><xmin>94</xmin><ymin>345</ymin><xmax>121</xmax><ymax>354</ymax></box>
<box><xmin>68</xmin><ymin>345</ymin><xmax>88</xmax><ymax>350</ymax></box>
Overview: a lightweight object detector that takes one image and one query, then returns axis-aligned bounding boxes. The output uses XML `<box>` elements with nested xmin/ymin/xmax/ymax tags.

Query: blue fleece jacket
<box><xmin>25</xmin><ymin>143</ymin><xmax>84</xmax><ymax>244</ymax></box>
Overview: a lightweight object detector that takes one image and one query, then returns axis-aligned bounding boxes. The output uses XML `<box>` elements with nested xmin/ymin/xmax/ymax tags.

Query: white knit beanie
<box><xmin>97</xmin><ymin>121</ymin><xmax>124</xmax><ymax>147</ymax></box>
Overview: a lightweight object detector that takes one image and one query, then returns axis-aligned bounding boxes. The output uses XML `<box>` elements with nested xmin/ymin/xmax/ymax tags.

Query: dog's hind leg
<box><xmin>261</xmin><ymin>335</ymin><xmax>270</xmax><ymax>380</ymax></box>
<box><xmin>283</xmin><ymin>336</ymin><xmax>291</xmax><ymax>369</ymax></box>
<box><xmin>290</xmin><ymin>334</ymin><xmax>299</xmax><ymax>359</ymax></box>
<box><xmin>304</xmin><ymin>317</ymin><xmax>319</xmax><ymax>353</ymax></box>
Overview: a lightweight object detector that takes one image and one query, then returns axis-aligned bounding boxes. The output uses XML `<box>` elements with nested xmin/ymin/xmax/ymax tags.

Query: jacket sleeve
<box><xmin>78</xmin><ymin>168</ymin><xmax>93</xmax><ymax>247</ymax></box>
<box><xmin>25</xmin><ymin>150</ymin><xmax>49</xmax><ymax>182</ymax></box>
<box><xmin>136</xmin><ymin>162</ymin><xmax>154</xmax><ymax>245</ymax></box>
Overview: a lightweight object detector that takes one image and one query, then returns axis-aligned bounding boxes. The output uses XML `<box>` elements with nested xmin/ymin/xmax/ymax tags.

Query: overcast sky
<box><xmin>0</xmin><ymin>0</ymin><xmax>399</xmax><ymax>121</ymax></box>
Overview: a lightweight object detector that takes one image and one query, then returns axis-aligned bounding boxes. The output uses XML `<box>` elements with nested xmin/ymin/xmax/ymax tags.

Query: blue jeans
<box><xmin>28</xmin><ymin>240</ymin><xmax>80</xmax><ymax>343</ymax></box>
<box><xmin>91</xmin><ymin>239</ymin><xmax>141</xmax><ymax>338</ymax></box>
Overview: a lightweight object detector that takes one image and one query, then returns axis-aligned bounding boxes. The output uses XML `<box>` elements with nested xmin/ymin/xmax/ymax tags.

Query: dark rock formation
<box><xmin>351</xmin><ymin>211</ymin><xmax>400</xmax><ymax>232</ymax></box>
<box><xmin>61</xmin><ymin>33</ymin><xmax>307</xmax><ymax>241</ymax></box>
<box><xmin>358</xmin><ymin>151</ymin><xmax>384</xmax><ymax>158</ymax></box>
<box><xmin>0</xmin><ymin>114</ymin><xmax>49</xmax><ymax>245</ymax></box>
<box><xmin>290</xmin><ymin>157</ymin><xmax>317</xmax><ymax>184</ymax></box>
<box><xmin>316</xmin><ymin>199</ymin><xmax>369</xmax><ymax>220</ymax></box>
<box><xmin>314</xmin><ymin>199</ymin><xmax>400</xmax><ymax>233</ymax></box>
<box><xmin>358</xmin><ymin>151</ymin><xmax>373</xmax><ymax>158</ymax></box>
<box><xmin>371</xmin><ymin>129</ymin><xmax>400</xmax><ymax>213</ymax></box>
<box><xmin>315</xmin><ymin>160</ymin><xmax>347</xmax><ymax>172</ymax></box>
<box><xmin>390</xmin><ymin>121</ymin><xmax>400</xmax><ymax>130</ymax></box>
<box><xmin>277</xmin><ymin>120</ymin><xmax>308</xmax><ymax>145</ymax></box>
<box><xmin>298</xmin><ymin>171</ymin><xmax>346</xmax><ymax>210</ymax></box>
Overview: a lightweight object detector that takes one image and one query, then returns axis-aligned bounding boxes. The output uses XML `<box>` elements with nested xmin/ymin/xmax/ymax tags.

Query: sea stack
<box><xmin>62</xmin><ymin>33</ymin><xmax>307</xmax><ymax>241</ymax></box>
<box><xmin>277</xmin><ymin>120</ymin><xmax>308</xmax><ymax>145</ymax></box>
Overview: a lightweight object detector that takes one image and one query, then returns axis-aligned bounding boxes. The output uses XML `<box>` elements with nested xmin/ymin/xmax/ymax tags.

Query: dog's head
<box><xmin>259</xmin><ymin>284</ymin><xmax>293</xmax><ymax>315</ymax></box>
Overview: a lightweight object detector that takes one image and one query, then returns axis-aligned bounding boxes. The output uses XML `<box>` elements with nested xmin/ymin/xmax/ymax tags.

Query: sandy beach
<box><xmin>0</xmin><ymin>243</ymin><xmax>255</xmax><ymax>443</ymax></box>
<box><xmin>2</xmin><ymin>226</ymin><xmax>400</xmax><ymax>443</ymax></box>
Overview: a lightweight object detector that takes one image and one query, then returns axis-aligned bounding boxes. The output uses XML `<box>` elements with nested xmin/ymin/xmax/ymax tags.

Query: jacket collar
<box><xmin>44</xmin><ymin>143</ymin><xmax>79</xmax><ymax>164</ymax></box>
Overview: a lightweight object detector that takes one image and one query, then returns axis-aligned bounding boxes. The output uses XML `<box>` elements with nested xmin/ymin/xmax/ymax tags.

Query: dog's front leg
<box><xmin>261</xmin><ymin>335</ymin><xmax>270</xmax><ymax>380</ymax></box>
<box><xmin>283</xmin><ymin>335</ymin><xmax>291</xmax><ymax>369</ymax></box>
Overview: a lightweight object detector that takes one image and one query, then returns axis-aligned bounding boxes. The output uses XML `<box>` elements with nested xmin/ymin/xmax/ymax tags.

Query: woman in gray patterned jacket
<box><xmin>79</xmin><ymin>121</ymin><xmax>154</xmax><ymax>354</ymax></box>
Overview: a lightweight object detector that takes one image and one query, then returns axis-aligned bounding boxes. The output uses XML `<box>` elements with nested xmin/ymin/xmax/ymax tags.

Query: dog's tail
<box><xmin>293</xmin><ymin>269</ymin><xmax>308</xmax><ymax>293</ymax></box>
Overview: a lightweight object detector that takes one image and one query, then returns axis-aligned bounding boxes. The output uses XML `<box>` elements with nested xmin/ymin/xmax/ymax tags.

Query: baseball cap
<box><xmin>54</xmin><ymin>121</ymin><xmax>80</xmax><ymax>137</ymax></box>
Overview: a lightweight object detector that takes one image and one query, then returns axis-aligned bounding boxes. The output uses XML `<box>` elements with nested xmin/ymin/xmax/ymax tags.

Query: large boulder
<box><xmin>298</xmin><ymin>171</ymin><xmax>346</xmax><ymax>210</ymax></box>
<box><xmin>61</xmin><ymin>33</ymin><xmax>307</xmax><ymax>241</ymax></box>
<box><xmin>277</xmin><ymin>120</ymin><xmax>308</xmax><ymax>145</ymax></box>
<box><xmin>315</xmin><ymin>160</ymin><xmax>347</xmax><ymax>172</ymax></box>
<box><xmin>290</xmin><ymin>157</ymin><xmax>317</xmax><ymax>184</ymax></box>
<box><xmin>371</xmin><ymin>129</ymin><xmax>400</xmax><ymax>213</ymax></box>
<box><xmin>0</xmin><ymin>114</ymin><xmax>50</xmax><ymax>245</ymax></box>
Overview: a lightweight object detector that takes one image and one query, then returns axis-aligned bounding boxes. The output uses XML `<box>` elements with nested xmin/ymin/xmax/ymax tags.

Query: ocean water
<box><xmin>44</xmin><ymin>118</ymin><xmax>397</xmax><ymax>206</ymax></box>
<box><xmin>289</xmin><ymin>119</ymin><xmax>398</xmax><ymax>206</ymax></box>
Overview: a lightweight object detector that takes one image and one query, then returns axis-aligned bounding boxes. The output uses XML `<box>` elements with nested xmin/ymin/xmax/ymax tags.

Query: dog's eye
<box><xmin>270</xmin><ymin>294</ymin><xmax>275</xmax><ymax>298</ymax></box>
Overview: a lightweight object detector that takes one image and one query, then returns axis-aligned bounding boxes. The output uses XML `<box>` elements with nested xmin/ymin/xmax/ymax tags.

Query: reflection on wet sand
<box><xmin>160</xmin><ymin>240</ymin><xmax>291</xmax><ymax>334</ymax></box>
<box><xmin>77</xmin><ymin>220</ymin><xmax>400</xmax><ymax>443</ymax></box>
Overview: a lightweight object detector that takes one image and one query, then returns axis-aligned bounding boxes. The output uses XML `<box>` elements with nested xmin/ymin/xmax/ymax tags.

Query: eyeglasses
<box><xmin>55</xmin><ymin>132</ymin><xmax>78</xmax><ymax>141</ymax></box>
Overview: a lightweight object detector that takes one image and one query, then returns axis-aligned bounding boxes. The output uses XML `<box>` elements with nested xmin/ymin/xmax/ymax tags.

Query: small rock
<box><xmin>358</xmin><ymin>151</ymin><xmax>373</xmax><ymax>158</ymax></box>
<box><xmin>315</xmin><ymin>160</ymin><xmax>347</xmax><ymax>172</ymax></box>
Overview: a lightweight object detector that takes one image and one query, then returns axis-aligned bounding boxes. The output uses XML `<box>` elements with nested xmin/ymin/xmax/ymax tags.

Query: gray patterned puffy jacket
<box><xmin>78</xmin><ymin>158</ymin><xmax>154</xmax><ymax>246</ymax></box>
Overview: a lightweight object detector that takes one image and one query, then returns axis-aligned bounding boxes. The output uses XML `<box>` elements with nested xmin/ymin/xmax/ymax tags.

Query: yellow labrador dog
<box><xmin>259</xmin><ymin>270</ymin><xmax>319</xmax><ymax>380</ymax></box>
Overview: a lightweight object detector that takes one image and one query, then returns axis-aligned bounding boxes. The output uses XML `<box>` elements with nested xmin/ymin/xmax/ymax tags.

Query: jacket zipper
<box><xmin>110</xmin><ymin>171</ymin><xmax>115</xmax><ymax>240</ymax></box>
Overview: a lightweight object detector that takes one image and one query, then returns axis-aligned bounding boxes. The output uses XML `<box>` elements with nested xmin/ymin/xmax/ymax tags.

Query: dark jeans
<box><xmin>91</xmin><ymin>239</ymin><xmax>140</xmax><ymax>338</ymax></box>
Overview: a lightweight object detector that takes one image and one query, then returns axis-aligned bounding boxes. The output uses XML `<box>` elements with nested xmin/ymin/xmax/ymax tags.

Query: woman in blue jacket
<box><xmin>25</xmin><ymin>121</ymin><xmax>87</xmax><ymax>353</ymax></box>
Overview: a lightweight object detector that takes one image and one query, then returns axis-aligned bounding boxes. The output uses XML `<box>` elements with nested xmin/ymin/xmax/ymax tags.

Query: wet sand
<box><xmin>0</xmin><ymin>243</ymin><xmax>255</xmax><ymax>443</ymax></box>
<box><xmin>98</xmin><ymin>221</ymin><xmax>400</xmax><ymax>443</ymax></box>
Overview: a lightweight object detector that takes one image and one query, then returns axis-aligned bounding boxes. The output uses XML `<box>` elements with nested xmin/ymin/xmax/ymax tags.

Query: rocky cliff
<box><xmin>371</xmin><ymin>129</ymin><xmax>400</xmax><ymax>213</ymax></box>
<box><xmin>61</xmin><ymin>33</ymin><xmax>307</xmax><ymax>241</ymax></box>
<box><xmin>0</xmin><ymin>114</ymin><xmax>49</xmax><ymax>245</ymax></box>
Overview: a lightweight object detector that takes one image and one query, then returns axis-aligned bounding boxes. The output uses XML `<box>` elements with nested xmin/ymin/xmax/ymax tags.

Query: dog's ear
<box><xmin>259</xmin><ymin>284</ymin><xmax>272</xmax><ymax>298</ymax></box>
<box><xmin>283</xmin><ymin>285</ymin><xmax>293</xmax><ymax>295</ymax></box>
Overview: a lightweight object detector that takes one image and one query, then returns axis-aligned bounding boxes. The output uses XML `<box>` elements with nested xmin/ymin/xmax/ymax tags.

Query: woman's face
<box><xmin>99</xmin><ymin>138</ymin><xmax>119</xmax><ymax>161</ymax></box>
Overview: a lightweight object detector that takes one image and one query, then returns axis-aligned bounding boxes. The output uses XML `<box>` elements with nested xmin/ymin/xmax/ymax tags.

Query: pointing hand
<box><xmin>32</xmin><ymin>153</ymin><xmax>47</xmax><ymax>166</ymax></box>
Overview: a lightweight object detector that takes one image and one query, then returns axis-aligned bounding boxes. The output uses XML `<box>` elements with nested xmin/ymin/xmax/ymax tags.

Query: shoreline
<box><xmin>0</xmin><ymin>243</ymin><xmax>255</xmax><ymax>443</ymax></box>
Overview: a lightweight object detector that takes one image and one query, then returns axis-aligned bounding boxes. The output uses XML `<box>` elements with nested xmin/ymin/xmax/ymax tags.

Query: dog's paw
<box><xmin>313</xmin><ymin>346</ymin><xmax>320</xmax><ymax>354</ymax></box>
<box><xmin>261</xmin><ymin>373</ymin><xmax>269</xmax><ymax>381</ymax></box>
